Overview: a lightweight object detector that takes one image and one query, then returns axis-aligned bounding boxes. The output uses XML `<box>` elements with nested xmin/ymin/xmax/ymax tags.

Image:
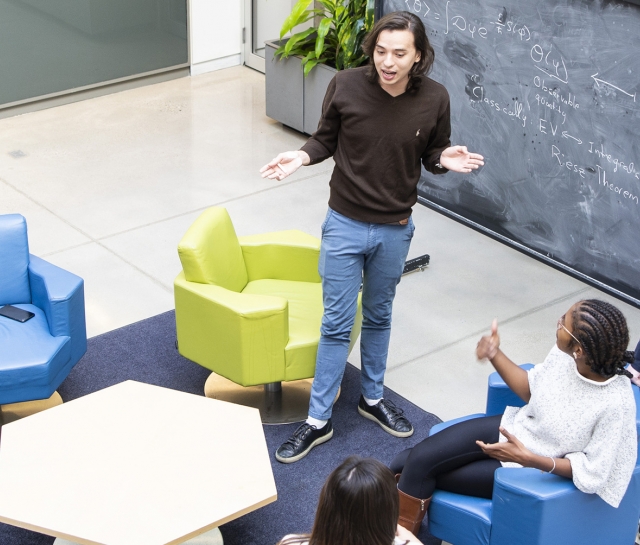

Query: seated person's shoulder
<box><xmin>278</xmin><ymin>535</ymin><xmax>309</xmax><ymax>545</ymax></box>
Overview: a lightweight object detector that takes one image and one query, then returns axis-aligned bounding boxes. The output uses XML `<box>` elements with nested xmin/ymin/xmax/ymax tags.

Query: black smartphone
<box><xmin>0</xmin><ymin>305</ymin><xmax>35</xmax><ymax>323</ymax></box>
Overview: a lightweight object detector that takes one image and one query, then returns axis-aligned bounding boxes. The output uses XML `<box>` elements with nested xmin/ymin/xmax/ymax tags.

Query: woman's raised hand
<box><xmin>439</xmin><ymin>145</ymin><xmax>484</xmax><ymax>173</ymax></box>
<box><xmin>260</xmin><ymin>151</ymin><xmax>308</xmax><ymax>181</ymax></box>
<box><xmin>476</xmin><ymin>319</ymin><xmax>500</xmax><ymax>360</ymax></box>
<box><xmin>476</xmin><ymin>427</ymin><xmax>531</xmax><ymax>465</ymax></box>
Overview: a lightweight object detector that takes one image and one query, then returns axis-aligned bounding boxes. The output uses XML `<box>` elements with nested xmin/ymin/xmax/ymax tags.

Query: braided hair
<box><xmin>571</xmin><ymin>299</ymin><xmax>635</xmax><ymax>379</ymax></box>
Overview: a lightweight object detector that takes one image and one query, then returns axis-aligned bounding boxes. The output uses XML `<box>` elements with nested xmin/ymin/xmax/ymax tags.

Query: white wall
<box><xmin>189</xmin><ymin>0</ymin><xmax>242</xmax><ymax>75</ymax></box>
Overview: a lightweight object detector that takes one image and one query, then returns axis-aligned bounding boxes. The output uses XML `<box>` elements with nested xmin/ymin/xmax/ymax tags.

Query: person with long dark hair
<box><xmin>390</xmin><ymin>299</ymin><xmax>637</xmax><ymax>534</ymax></box>
<box><xmin>278</xmin><ymin>456</ymin><xmax>423</xmax><ymax>545</ymax></box>
<box><xmin>261</xmin><ymin>11</ymin><xmax>484</xmax><ymax>464</ymax></box>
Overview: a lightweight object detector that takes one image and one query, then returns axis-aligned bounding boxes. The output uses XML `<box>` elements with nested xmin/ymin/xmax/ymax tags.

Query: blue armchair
<box><xmin>0</xmin><ymin>214</ymin><xmax>87</xmax><ymax>408</ymax></box>
<box><xmin>427</xmin><ymin>364</ymin><xmax>640</xmax><ymax>545</ymax></box>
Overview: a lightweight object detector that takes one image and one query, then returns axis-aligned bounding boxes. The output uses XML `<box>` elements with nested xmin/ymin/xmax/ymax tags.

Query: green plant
<box><xmin>275</xmin><ymin>0</ymin><xmax>376</xmax><ymax>76</ymax></box>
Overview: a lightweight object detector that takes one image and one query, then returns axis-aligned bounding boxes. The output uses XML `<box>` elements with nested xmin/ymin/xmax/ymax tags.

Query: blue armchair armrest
<box><xmin>28</xmin><ymin>255</ymin><xmax>87</xmax><ymax>365</ymax></box>
<box><xmin>429</xmin><ymin>413</ymin><xmax>485</xmax><ymax>436</ymax></box>
<box><xmin>485</xmin><ymin>363</ymin><xmax>533</xmax><ymax>415</ymax></box>
<box><xmin>490</xmin><ymin>465</ymin><xmax>640</xmax><ymax>545</ymax></box>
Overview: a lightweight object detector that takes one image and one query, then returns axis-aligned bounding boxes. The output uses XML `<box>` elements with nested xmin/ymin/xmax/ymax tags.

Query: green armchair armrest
<box><xmin>239</xmin><ymin>230</ymin><xmax>321</xmax><ymax>283</ymax></box>
<box><xmin>174</xmin><ymin>272</ymin><xmax>290</xmax><ymax>386</ymax></box>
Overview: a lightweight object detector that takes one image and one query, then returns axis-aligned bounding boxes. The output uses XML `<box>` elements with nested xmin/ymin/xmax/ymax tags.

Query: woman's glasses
<box><xmin>557</xmin><ymin>317</ymin><xmax>581</xmax><ymax>346</ymax></box>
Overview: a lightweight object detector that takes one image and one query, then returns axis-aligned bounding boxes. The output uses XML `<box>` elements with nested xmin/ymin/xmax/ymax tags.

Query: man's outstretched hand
<box><xmin>260</xmin><ymin>151</ymin><xmax>309</xmax><ymax>181</ymax></box>
<box><xmin>440</xmin><ymin>146</ymin><xmax>484</xmax><ymax>173</ymax></box>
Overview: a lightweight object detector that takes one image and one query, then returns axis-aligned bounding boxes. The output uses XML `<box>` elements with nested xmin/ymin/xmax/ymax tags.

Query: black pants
<box><xmin>390</xmin><ymin>415</ymin><xmax>502</xmax><ymax>500</ymax></box>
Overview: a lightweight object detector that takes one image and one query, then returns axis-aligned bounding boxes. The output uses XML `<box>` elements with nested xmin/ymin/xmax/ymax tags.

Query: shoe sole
<box><xmin>358</xmin><ymin>406</ymin><xmax>414</xmax><ymax>438</ymax></box>
<box><xmin>275</xmin><ymin>428</ymin><xmax>334</xmax><ymax>464</ymax></box>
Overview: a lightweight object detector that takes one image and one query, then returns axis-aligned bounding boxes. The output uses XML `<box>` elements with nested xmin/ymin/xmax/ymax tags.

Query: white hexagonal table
<box><xmin>0</xmin><ymin>381</ymin><xmax>277</xmax><ymax>545</ymax></box>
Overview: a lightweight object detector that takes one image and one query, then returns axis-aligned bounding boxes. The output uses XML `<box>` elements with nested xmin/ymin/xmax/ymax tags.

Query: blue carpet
<box><xmin>0</xmin><ymin>311</ymin><xmax>442</xmax><ymax>545</ymax></box>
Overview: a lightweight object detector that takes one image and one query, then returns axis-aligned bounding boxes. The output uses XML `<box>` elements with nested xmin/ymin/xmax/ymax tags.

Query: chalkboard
<box><xmin>379</xmin><ymin>0</ymin><xmax>640</xmax><ymax>307</ymax></box>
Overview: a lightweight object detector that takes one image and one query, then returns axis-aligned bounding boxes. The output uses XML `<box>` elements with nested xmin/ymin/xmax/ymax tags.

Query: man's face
<box><xmin>373</xmin><ymin>29</ymin><xmax>421</xmax><ymax>94</ymax></box>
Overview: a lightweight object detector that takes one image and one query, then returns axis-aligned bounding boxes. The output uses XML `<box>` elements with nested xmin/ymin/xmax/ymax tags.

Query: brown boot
<box><xmin>396</xmin><ymin>475</ymin><xmax>431</xmax><ymax>535</ymax></box>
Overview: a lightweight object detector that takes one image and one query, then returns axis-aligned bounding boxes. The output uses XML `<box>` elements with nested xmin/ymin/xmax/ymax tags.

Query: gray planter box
<box><xmin>265</xmin><ymin>40</ymin><xmax>337</xmax><ymax>135</ymax></box>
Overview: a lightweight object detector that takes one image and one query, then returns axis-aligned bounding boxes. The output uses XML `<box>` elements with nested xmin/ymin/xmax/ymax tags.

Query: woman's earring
<box><xmin>573</xmin><ymin>352</ymin><xmax>578</xmax><ymax>359</ymax></box>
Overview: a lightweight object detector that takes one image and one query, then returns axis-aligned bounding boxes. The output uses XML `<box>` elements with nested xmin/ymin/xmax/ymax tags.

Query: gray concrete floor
<box><xmin>1</xmin><ymin>65</ymin><xmax>639</xmax><ymax>427</ymax></box>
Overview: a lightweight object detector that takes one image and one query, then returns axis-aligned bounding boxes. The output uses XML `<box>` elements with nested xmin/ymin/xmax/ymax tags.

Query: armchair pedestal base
<box><xmin>0</xmin><ymin>391</ymin><xmax>62</xmax><ymax>425</ymax></box>
<box><xmin>204</xmin><ymin>373</ymin><xmax>340</xmax><ymax>425</ymax></box>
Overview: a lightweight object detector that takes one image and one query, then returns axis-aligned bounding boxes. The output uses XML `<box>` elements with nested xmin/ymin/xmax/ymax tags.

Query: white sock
<box><xmin>306</xmin><ymin>416</ymin><xmax>327</xmax><ymax>429</ymax></box>
<box><xmin>364</xmin><ymin>396</ymin><xmax>382</xmax><ymax>406</ymax></box>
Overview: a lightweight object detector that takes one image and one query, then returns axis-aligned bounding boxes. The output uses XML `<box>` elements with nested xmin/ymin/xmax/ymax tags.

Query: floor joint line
<box><xmin>387</xmin><ymin>287</ymin><xmax>591</xmax><ymax>374</ymax></box>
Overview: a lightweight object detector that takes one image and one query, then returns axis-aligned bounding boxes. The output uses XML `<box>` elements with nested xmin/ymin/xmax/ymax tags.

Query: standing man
<box><xmin>261</xmin><ymin>11</ymin><xmax>484</xmax><ymax>463</ymax></box>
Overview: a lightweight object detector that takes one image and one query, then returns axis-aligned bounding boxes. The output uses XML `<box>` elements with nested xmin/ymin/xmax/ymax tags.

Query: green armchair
<box><xmin>174</xmin><ymin>207</ymin><xmax>362</xmax><ymax>420</ymax></box>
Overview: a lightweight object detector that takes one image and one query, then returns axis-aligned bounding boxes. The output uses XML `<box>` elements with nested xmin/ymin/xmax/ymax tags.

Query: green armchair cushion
<box><xmin>178</xmin><ymin>208</ymin><xmax>248</xmax><ymax>293</ymax></box>
<box><xmin>243</xmin><ymin>279</ymin><xmax>323</xmax><ymax>381</ymax></box>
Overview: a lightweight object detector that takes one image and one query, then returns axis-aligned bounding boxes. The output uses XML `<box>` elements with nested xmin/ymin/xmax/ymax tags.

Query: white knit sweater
<box><xmin>500</xmin><ymin>345</ymin><xmax>637</xmax><ymax>507</ymax></box>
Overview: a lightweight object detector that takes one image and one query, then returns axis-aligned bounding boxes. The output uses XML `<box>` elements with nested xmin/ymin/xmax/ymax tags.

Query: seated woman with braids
<box><xmin>391</xmin><ymin>299</ymin><xmax>638</xmax><ymax>534</ymax></box>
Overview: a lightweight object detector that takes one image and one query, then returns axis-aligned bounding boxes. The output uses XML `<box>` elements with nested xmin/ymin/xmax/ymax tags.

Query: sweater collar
<box><xmin>572</xmin><ymin>364</ymin><xmax>618</xmax><ymax>386</ymax></box>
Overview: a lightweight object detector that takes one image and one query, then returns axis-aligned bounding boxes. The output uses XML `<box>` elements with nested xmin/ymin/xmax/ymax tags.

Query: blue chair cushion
<box><xmin>429</xmin><ymin>490</ymin><xmax>492</xmax><ymax>545</ymax></box>
<box><xmin>0</xmin><ymin>214</ymin><xmax>31</xmax><ymax>306</ymax></box>
<box><xmin>485</xmin><ymin>363</ymin><xmax>533</xmax><ymax>415</ymax></box>
<box><xmin>0</xmin><ymin>304</ymin><xmax>70</xmax><ymax>404</ymax></box>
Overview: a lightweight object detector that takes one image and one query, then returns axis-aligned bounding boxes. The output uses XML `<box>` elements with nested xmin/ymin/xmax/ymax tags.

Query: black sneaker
<box><xmin>275</xmin><ymin>420</ymin><xmax>334</xmax><ymax>463</ymax></box>
<box><xmin>358</xmin><ymin>396</ymin><xmax>414</xmax><ymax>437</ymax></box>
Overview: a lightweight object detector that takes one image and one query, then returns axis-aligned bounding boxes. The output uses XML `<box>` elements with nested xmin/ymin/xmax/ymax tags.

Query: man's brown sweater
<box><xmin>301</xmin><ymin>66</ymin><xmax>451</xmax><ymax>224</ymax></box>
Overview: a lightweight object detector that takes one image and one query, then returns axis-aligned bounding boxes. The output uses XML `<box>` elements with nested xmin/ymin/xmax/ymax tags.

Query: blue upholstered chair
<box><xmin>0</xmin><ymin>214</ymin><xmax>87</xmax><ymax>408</ymax></box>
<box><xmin>427</xmin><ymin>364</ymin><xmax>640</xmax><ymax>545</ymax></box>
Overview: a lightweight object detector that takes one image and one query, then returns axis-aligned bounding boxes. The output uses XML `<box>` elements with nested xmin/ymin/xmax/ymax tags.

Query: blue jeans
<box><xmin>308</xmin><ymin>208</ymin><xmax>415</xmax><ymax>420</ymax></box>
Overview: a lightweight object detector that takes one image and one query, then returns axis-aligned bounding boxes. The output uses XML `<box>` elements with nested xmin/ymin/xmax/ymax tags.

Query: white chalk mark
<box><xmin>445</xmin><ymin>1</ymin><xmax>450</xmax><ymax>34</ymax></box>
<box><xmin>534</xmin><ymin>65</ymin><xmax>568</xmax><ymax>85</ymax></box>
<box><xmin>591</xmin><ymin>73</ymin><xmax>636</xmax><ymax>102</ymax></box>
<box><xmin>562</xmin><ymin>131</ymin><xmax>582</xmax><ymax>144</ymax></box>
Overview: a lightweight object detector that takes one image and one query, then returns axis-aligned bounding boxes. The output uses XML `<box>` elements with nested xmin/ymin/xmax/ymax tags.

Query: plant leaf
<box><xmin>303</xmin><ymin>59</ymin><xmax>320</xmax><ymax>76</ymax></box>
<box><xmin>315</xmin><ymin>18</ymin><xmax>333</xmax><ymax>58</ymax></box>
<box><xmin>283</xmin><ymin>27</ymin><xmax>318</xmax><ymax>56</ymax></box>
<box><xmin>365</xmin><ymin>0</ymin><xmax>375</xmax><ymax>30</ymax></box>
<box><xmin>316</xmin><ymin>0</ymin><xmax>336</xmax><ymax>14</ymax></box>
<box><xmin>344</xmin><ymin>18</ymin><xmax>365</xmax><ymax>61</ymax></box>
<box><xmin>280</xmin><ymin>0</ymin><xmax>314</xmax><ymax>39</ymax></box>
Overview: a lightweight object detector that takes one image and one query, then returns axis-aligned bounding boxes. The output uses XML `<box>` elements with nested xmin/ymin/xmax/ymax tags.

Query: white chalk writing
<box><xmin>404</xmin><ymin>0</ymin><xmax>439</xmax><ymax>20</ymax></box>
<box><xmin>445</xmin><ymin>2</ymin><xmax>487</xmax><ymax>38</ymax></box>
<box><xmin>596</xmin><ymin>165</ymin><xmax>639</xmax><ymax>204</ymax></box>
<box><xmin>538</xmin><ymin>121</ymin><xmax>582</xmax><ymax>143</ymax></box>
<box><xmin>589</xmin><ymin>143</ymin><xmax>638</xmax><ymax>178</ymax></box>
<box><xmin>531</xmin><ymin>44</ymin><xmax>568</xmax><ymax>85</ymax></box>
<box><xmin>471</xmin><ymin>86</ymin><xmax>527</xmax><ymax>127</ymax></box>
<box><xmin>533</xmin><ymin>77</ymin><xmax>579</xmax><ymax>110</ymax></box>
<box><xmin>551</xmin><ymin>145</ymin><xmax>586</xmax><ymax>178</ymax></box>
<box><xmin>591</xmin><ymin>73</ymin><xmax>637</xmax><ymax>102</ymax></box>
<box><xmin>534</xmin><ymin>94</ymin><xmax>567</xmax><ymax>124</ymax></box>
<box><xmin>489</xmin><ymin>20</ymin><xmax>531</xmax><ymax>40</ymax></box>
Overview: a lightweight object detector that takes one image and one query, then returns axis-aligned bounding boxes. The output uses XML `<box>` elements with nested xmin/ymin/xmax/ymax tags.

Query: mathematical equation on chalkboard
<box><xmin>402</xmin><ymin>0</ymin><xmax>639</xmax><ymax>207</ymax></box>
<box><xmin>381</xmin><ymin>0</ymin><xmax>640</xmax><ymax>304</ymax></box>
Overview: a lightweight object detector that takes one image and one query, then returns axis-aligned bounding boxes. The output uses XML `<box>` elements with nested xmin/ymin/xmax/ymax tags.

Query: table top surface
<box><xmin>0</xmin><ymin>381</ymin><xmax>277</xmax><ymax>545</ymax></box>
